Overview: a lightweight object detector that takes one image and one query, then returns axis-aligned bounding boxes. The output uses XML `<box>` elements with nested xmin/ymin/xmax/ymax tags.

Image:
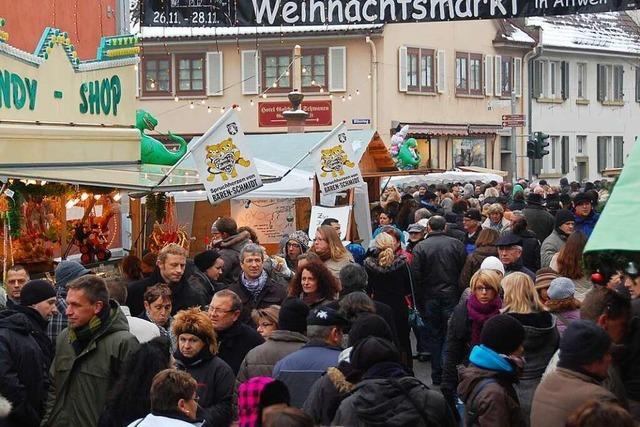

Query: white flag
<box><xmin>191</xmin><ymin>109</ymin><xmax>262</xmax><ymax>204</ymax></box>
<box><xmin>310</xmin><ymin>123</ymin><xmax>363</xmax><ymax>194</ymax></box>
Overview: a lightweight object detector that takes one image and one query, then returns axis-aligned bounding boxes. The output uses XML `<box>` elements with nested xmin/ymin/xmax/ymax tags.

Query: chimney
<box><xmin>283</xmin><ymin>45</ymin><xmax>308</xmax><ymax>133</ymax></box>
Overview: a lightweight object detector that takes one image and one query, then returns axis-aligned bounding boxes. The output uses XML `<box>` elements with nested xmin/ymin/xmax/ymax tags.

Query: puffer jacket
<box><xmin>235</xmin><ymin>329</ymin><xmax>308</xmax><ymax>385</ymax></box>
<box><xmin>42</xmin><ymin>301</ymin><xmax>140</xmax><ymax>427</ymax></box>
<box><xmin>213</xmin><ymin>231</ymin><xmax>252</xmax><ymax>285</ymax></box>
<box><xmin>540</xmin><ymin>230</ymin><xmax>566</xmax><ymax>268</ymax></box>
<box><xmin>303</xmin><ymin>363</ymin><xmax>356</xmax><ymax>425</ymax></box>
<box><xmin>411</xmin><ymin>231</ymin><xmax>467</xmax><ymax>303</ymax></box>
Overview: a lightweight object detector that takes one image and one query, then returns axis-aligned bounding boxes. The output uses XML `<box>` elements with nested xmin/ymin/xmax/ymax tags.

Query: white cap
<box><xmin>480</xmin><ymin>256</ymin><xmax>505</xmax><ymax>275</ymax></box>
<box><xmin>417</xmin><ymin>218</ymin><xmax>430</xmax><ymax>228</ymax></box>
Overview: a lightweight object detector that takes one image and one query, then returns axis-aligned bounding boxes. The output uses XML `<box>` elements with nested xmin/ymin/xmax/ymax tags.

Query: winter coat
<box><xmin>505</xmin><ymin>312</ymin><xmax>559</xmax><ymax>424</ymax></box>
<box><xmin>504</xmin><ymin>257</ymin><xmax>536</xmax><ymax>281</ymax></box>
<box><xmin>127</xmin><ymin>413</ymin><xmax>204</xmax><ymax>427</ymax></box>
<box><xmin>446</xmin><ymin>222</ymin><xmax>467</xmax><ymax>243</ymax></box>
<box><xmin>508</xmin><ymin>200</ymin><xmax>526</xmax><ymax>211</ymax></box>
<box><xmin>273</xmin><ymin>341</ymin><xmax>342</xmax><ymax>378</ymax></box>
<box><xmin>235</xmin><ymin>329</ymin><xmax>308</xmax><ymax>385</ymax></box>
<box><xmin>363</xmin><ymin>254</ymin><xmax>412</xmax><ymax>360</ymax></box>
<box><xmin>175</xmin><ymin>352</ymin><xmax>234</xmax><ymax>427</ymax></box>
<box><xmin>549</xmin><ymin>308</ymin><xmax>580</xmax><ymax>336</ymax></box>
<box><xmin>531</xmin><ymin>368</ymin><xmax>617</xmax><ymax>427</ymax></box>
<box><xmin>573</xmin><ymin>211</ymin><xmax>599</xmax><ymax>238</ymax></box>
<box><xmin>323</xmin><ymin>254</ymin><xmax>355</xmax><ymax>280</ymax></box>
<box><xmin>522</xmin><ymin>205</ymin><xmax>554</xmax><ymax>242</ymax></box>
<box><xmin>126</xmin><ymin>263</ymin><xmax>211</xmax><ymax>317</ymax></box>
<box><xmin>213</xmin><ymin>230</ymin><xmax>252</xmax><ymax>286</ymax></box>
<box><xmin>227</xmin><ymin>276</ymin><xmax>287</xmax><ymax>326</ymax></box>
<box><xmin>120</xmin><ymin>306</ymin><xmax>161</xmax><ymax>343</ymax></box>
<box><xmin>621</xmin><ymin>317</ymin><xmax>640</xmax><ymax>401</ymax></box>
<box><xmin>540</xmin><ymin>230</ymin><xmax>566</xmax><ymax>268</ymax></box>
<box><xmin>514</xmin><ymin>229</ymin><xmax>541</xmax><ymax>272</ymax></box>
<box><xmin>457</xmin><ymin>350</ymin><xmax>524</xmax><ymax>427</ymax></box>
<box><xmin>0</xmin><ymin>308</ymin><xmax>51</xmax><ymax>427</ymax></box>
<box><xmin>303</xmin><ymin>364</ymin><xmax>356</xmax><ymax>425</ymax></box>
<box><xmin>411</xmin><ymin>231</ymin><xmax>467</xmax><ymax>304</ymax></box>
<box><xmin>42</xmin><ymin>301</ymin><xmax>140</xmax><ymax>427</ymax></box>
<box><xmin>217</xmin><ymin>320</ymin><xmax>264</xmax><ymax>375</ymax></box>
<box><xmin>332</xmin><ymin>375</ymin><xmax>456</xmax><ymax>426</ymax></box>
<box><xmin>458</xmin><ymin>246</ymin><xmax>498</xmax><ymax>291</ymax></box>
<box><xmin>481</xmin><ymin>217</ymin><xmax>511</xmax><ymax>234</ymax></box>
<box><xmin>464</xmin><ymin>228</ymin><xmax>483</xmax><ymax>254</ymax></box>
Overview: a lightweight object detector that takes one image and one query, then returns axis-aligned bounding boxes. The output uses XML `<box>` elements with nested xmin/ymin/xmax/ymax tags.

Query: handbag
<box><xmin>405</xmin><ymin>263</ymin><xmax>425</xmax><ymax>329</ymax></box>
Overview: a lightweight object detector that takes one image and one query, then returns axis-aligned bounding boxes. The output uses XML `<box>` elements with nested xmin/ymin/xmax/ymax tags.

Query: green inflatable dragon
<box><xmin>136</xmin><ymin>109</ymin><xmax>188</xmax><ymax>165</ymax></box>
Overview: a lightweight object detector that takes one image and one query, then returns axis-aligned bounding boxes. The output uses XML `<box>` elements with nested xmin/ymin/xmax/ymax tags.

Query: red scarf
<box><xmin>466</xmin><ymin>293</ymin><xmax>502</xmax><ymax>346</ymax></box>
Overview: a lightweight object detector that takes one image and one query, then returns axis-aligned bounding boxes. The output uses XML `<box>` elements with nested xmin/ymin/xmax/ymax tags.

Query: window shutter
<box><xmin>597</xmin><ymin>137</ymin><xmax>606</xmax><ymax>172</ymax></box>
<box><xmin>484</xmin><ymin>54</ymin><xmax>493</xmax><ymax>96</ymax></box>
<box><xmin>597</xmin><ymin>64</ymin><xmax>605</xmax><ymax>102</ymax></box>
<box><xmin>532</xmin><ymin>60</ymin><xmax>542</xmax><ymax>99</ymax></box>
<box><xmin>614</xmin><ymin>137</ymin><xmax>624</xmax><ymax>167</ymax></box>
<box><xmin>561</xmin><ymin>136</ymin><xmax>569</xmax><ymax>174</ymax></box>
<box><xmin>615</xmin><ymin>65</ymin><xmax>624</xmax><ymax>100</ymax></box>
<box><xmin>135</xmin><ymin>61</ymin><xmax>140</xmax><ymax>97</ymax></box>
<box><xmin>437</xmin><ymin>49</ymin><xmax>446</xmax><ymax>93</ymax></box>
<box><xmin>241</xmin><ymin>50</ymin><xmax>259</xmax><ymax>95</ymax></box>
<box><xmin>206</xmin><ymin>52</ymin><xmax>223</xmax><ymax>96</ymax></box>
<box><xmin>494</xmin><ymin>55</ymin><xmax>502</xmax><ymax>96</ymax></box>
<box><xmin>328</xmin><ymin>46</ymin><xmax>347</xmax><ymax>93</ymax></box>
<box><xmin>398</xmin><ymin>46</ymin><xmax>408</xmax><ymax>92</ymax></box>
<box><xmin>636</xmin><ymin>67</ymin><xmax>640</xmax><ymax>102</ymax></box>
<box><xmin>514</xmin><ymin>57</ymin><xmax>522</xmax><ymax>98</ymax></box>
<box><xmin>561</xmin><ymin>61</ymin><xmax>569</xmax><ymax>100</ymax></box>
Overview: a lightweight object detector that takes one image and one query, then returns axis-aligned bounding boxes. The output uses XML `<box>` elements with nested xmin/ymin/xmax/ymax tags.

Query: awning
<box><xmin>398</xmin><ymin>123</ymin><xmax>503</xmax><ymax>138</ymax></box>
<box><xmin>458</xmin><ymin>165</ymin><xmax>509</xmax><ymax>177</ymax></box>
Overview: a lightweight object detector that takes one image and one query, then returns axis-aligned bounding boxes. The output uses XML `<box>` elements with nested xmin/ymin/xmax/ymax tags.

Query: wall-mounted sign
<box><xmin>352</xmin><ymin>118</ymin><xmax>371</xmax><ymax>125</ymax></box>
<box><xmin>258</xmin><ymin>100</ymin><xmax>332</xmax><ymax>127</ymax></box>
<box><xmin>143</xmin><ymin>0</ymin><xmax>640</xmax><ymax>27</ymax></box>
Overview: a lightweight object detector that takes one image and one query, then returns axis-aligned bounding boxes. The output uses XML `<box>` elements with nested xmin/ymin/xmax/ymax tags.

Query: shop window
<box><xmin>142</xmin><ymin>56</ymin><xmax>171</xmax><ymax>96</ymax></box>
<box><xmin>452</xmin><ymin>138</ymin><xmax>486</xmax><ymax>168</ymax></box>
<box><xmin>302</xmin><ymin>49</ymin><xmax>327</xmax><ymax>91</ymax></box>
<box><xmin>262</xmin><ymin>50</ymin><xmax>292</xmax><ymax>93</ymax></box>
<box><xmin>176</xmin><ymin>54</ymin><xmax>205</xmax><ymax>95</ymax></box>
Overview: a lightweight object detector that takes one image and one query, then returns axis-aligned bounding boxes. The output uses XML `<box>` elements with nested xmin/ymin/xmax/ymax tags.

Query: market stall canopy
<box><xmin>584</xmin><ymin>139</ymin><xmax>640</xmax><ymax>254</ymax></box>
<box><xmin>385</xmin><ymin>170</ymin><xmax>504</xmax><ymax>188</ymax></box>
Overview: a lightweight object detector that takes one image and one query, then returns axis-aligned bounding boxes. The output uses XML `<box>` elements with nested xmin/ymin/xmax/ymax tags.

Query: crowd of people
<box><xmin>0</xmin><ymin>177</ymin><xmax>638</xmax><ymax>427</ymax></box>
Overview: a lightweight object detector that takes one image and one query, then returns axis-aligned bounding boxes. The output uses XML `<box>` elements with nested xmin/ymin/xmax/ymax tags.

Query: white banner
<box><xmin>308</xmin><ymin>205</ymin><xmax>351</xmax><ymax>241</ymax></box>
<box><xmin>230</xmin><ymin>198</ymin><xmax>296</xmax><ymax>244</ymax></box>
<box><xmin>191</xmin><ymin>109</ymin><xmax>262</xmax><ymax>204</ymax></box>
<box><xmin>311</xmin><ymin>123</ymin><xmax>363</xmax><ymax>194</ymax></box>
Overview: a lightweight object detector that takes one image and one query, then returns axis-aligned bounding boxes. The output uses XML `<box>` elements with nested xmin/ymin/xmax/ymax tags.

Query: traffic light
<box><xmin>527</xmin><ymin>139</ymin><xmax>537</xmax><ymax>159</ymax></box>
<box><xmin>535</xmin><ymin>132</ymin><xmax>550</xmax><ymax>158</ymax></box>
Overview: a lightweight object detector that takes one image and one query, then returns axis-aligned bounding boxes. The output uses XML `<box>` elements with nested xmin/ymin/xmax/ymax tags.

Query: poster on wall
<box><xmin>191</xmin><ymin>109</ymin><xmax>263</xmax><ymax>204</ymax></box>
<box><xmin>453</xmin><ymin>138</ymin><xmax>486</xmax><ymax>168</ymax></box>
<box><xmin>308</xmin><ymin>205</ymin><xmax>351</xmax><ymax>241</ymax></box>
<box><xmin>142</xmin><ymin>0</ymin><xmax>640</xmax><ymax>28</ymax></box>
<box><xmin>230</xmin><ymin>198</ymin><xmax>296</xmax><ymax>244</ymax></box>
<box><xmin>311</xmin><ymin>123</ymin><xmax>363</xmax><ymax>194</ymax></box>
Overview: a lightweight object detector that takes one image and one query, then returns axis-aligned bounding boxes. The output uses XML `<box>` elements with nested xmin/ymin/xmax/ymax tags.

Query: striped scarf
<box><xmin>68</xmin><ymin>304</ymin><xmax>112</xmax><ymax>355</ymax></box>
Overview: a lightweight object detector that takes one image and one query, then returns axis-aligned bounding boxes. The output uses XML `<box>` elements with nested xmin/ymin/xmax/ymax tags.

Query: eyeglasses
<box><xmin>208</xmin><ymin>307</ymin><xmax>236</xmax><ymax>314</ymax></box>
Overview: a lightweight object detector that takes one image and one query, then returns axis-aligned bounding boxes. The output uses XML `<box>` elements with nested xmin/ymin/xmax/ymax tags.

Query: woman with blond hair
<box><xmin>251</xmin><ymin>305</ymin><xmax>280</xmax><ymax>339</ymax></box>
<box><xmin>442</xmin><ymin>269</ymin><xmax>503</xmax><ymax>404</ymax></box>
<box><xmin>363</xmin><ymin>232</ymin><xmax>412</xmax><ymax>367</ymax></box>
<box><xmin>311</xmin><ymin>225</ymin><xmax>353</xmax><ymax>279</ymax></box>
<box><xmin>481</xmin><ymin>203</ymin><xmax>511</xmax><ymax>233</ymax></box>
<box><xmin>172</xmin><ymin>308</ymin><xmax>235</xmax><ymax>427</ymax></box>
<box><xmin>502</xmin><ymin>272</ymin><xmax>559</xmax><ymax>424</ymax></box>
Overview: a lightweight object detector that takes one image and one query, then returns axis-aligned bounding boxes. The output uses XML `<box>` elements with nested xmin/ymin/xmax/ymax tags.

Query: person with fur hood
<box><xmin>172</xmin><ymin>308</ymin><xmax>235</xmax><ymax>427</ymax></box>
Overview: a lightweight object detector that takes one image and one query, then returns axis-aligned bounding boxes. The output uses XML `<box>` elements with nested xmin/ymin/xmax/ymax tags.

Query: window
<box><xmin>302</xmin><ymin>49</ymin><xmax>327</xmax><ymax>90</ymax></box>
<box><xmin>176</xmin><ymin>54</ymin><xmax>205</xmax><ymax>95</ymax></box>
<box><xmin>533</xmin><ymin>60</ymin><xmax>568</xmax><ymax>100</ymax></box>
<box><xmin>597</xmin><ymin>136</ymin><xmax>625</xmax><ymax>171</ymax></box>
<box><xmin>406</xmin><ymin>48</ymin><xmax>435</xmax><ymax>93</ymax></box>
<box><xmin>262</xmin><ymin>50</ymin><xmax>292</xmax><ymax>93</ymax></box>
<box><xmin>577</xmin><ymin>135</ymin><xmax>586</xmax><ymax>154</ymax></box>
<box><xmin>577</xmin><ymin>63</ymin><xmax>587</xmax><ymax>99</ymax></box>
<box><xmin>452</xmin><ymin>138</ymin><xmax>486</xmax><ymax>167</ymax></box>
<box><xmin>543</xmin><ymin>135</ymin><xmax>560</xmax><ymax>173</ymax></box>
<box><xmin>142</xmin><ymin>56</ymin><xmax>171</xmax><ymax>95</ymax></box>
<box><xmin>456</xmin><ymin>52</ymin><xmax>483</xmax><ymax>95</ymax></box>
<box><xmin>598</xmin><ymin>64</ymin><xmax>624</xmax><ymax>103</ymax></box>
<box><xmin>501</xmin><ymin>56</ymin><xmax>512</xmax><ymax>97</ymax></box>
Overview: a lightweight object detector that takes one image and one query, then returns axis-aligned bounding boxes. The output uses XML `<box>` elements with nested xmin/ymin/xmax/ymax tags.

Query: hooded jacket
<box><xmin>303</xmin><ymin>363</ymin><xmax>356</xmax><ymax>425</ymax></box>
<box><xmin>540</xmin><ymin>229</ymin><xmax>567</xmax><ymax>268</ymax></box>
<box><xmin>522</xmin><ymin>205</ymin><xmax>554</xmax><ymax>242</ymax></box>
<box><xmin>213</xmin><ymin>231</ymin><xmax>252</xmax><ymax>285</ymax></box>
<box><xmin>42</xmin><ymin>301</ymin><xmax>140</xmax><ymax>427</ymax></box>
<box><xmin>0</xmin><ymin>309</ymin><xmax>50</xmax><ymax>427</ymax></box>
<box><xmin>573</xmin><ymin>210</ymin><xmax>599</xmax><ymax>238</ymax></box>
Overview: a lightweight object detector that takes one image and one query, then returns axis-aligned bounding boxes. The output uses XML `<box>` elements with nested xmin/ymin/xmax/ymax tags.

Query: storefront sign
<box><xmin>311</xmin><ymin>123</ymin><xmax>363</xmax><ymax>194</ymax></box>
<box><xmin>191</xmin><ymin>109</ymin><xmax>263</xmax><ymax>204</ymax></box>
<box><xmin>258</xmin><ymin>100</ymin><xmax>332</xmax><ymax>127</ymax></box>
<box><xmin>143</xmin><ymin>0</ymin><xmax>640</xmax><ymax>27</ymax></box>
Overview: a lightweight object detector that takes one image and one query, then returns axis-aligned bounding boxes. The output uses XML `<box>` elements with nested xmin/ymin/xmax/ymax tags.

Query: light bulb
<box><xmin>207</xmin><ymin>107</ymin><xmax>212</xmax><ymax>114</ymax></box>
<box><xmin>356</xmin><ymin>90</ymin><xmax>360</xmax><ymax>95</ymax></box>
<box><xmin>80</xmin><ymin>192</ymin><xmax>89</xmax><ymax>201</ymax></box>
<box><xmin>134</xmin><ymin>64</ymin><xmax>138</xmax><ymax>71</ymax></box>
<box><xmin>348</xmin><ymin>94</ymin><xmax>352</xmax><ymax>101</ymax></box>
<box><xmin>250</xmin><ymin>99</ymin><xmax>254</xmax><ymax>106</ymax></box>
<box><xmin>367</xmin><ymin>73</ymin><xmax>372</xmax><ymax>79</ymax></box>
<box><xmin>285</xmin><ymin>71</ymin><xmax>290</xmax><ymax>76</ymax></box>
<box><xmin>272</xmin><ymin>82</ymin><xmax>277</xmax><ymax>87</ymax></box>
<box><xmin>262</xmin><ymin>93</ymin><xmax>267</xmax><ymax>99</ymax></box>
<box><xmin>150</xmin><ymin>81</ymin><xmax>156</xmax><ymax>89</ymax></box>
<box><xmin>311</xmin><ymin>79</ymin><xmax>316</xmax><ymax>85</ymax></box>
<box><xmin>200</xmin><ymin>100</ymin><xmax>206</xmax><ymax>105</ymax></box>
<box><xmin>236</xmin><ymin>106</ymin><xmax>242</xmax><ymax>112</ymax></box>
<box><xmin>329</xmin><ymin>94</ymin><xmax>333</xmax><ymax>99</ymax></box>
<box><xmin>189</xmin><ymin>102</ymin><xmax>195</xmax><ymax>109</ymax></box>
<box><xmin>113</xmin><ymin>193</ymin><xmax>122</xmax><ymax>202</ymax></box>
<box><xmin>320</xmin><ymin>87</ymin><xmax>324</xmax><ymax>93</ymax></box>
<box><xmin>220</xmin><ymin>107</ymin><xmax>225</xmax><ymax>114</ymax></box>
<box><xmin>341</xmin><ymin>96</ymin><xmax>346</xmax><ymax>102</ymax></box>
<box><xmin>174</xmin><ymin>96</ymin><xmax>179</xmax><ymax>102</ymax></box>
<box><xmin>94</xmin><ymin>194</ymin><xmax>102</xmax><ymax>200</ymax></box>
<box><xmin>302</xmin><ymin>67</ymin><xmax>307</xmax><ymax>74</ymax></box>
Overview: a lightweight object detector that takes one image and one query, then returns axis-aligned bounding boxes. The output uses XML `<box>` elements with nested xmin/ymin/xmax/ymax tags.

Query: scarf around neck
<box><xmin>467</xmin><ymin>293</ymin><xmax>502</xmax><ymax>346</ymax></box>
<box><xmin>69</xmin><ymin>303</ymin><xmax>112</xmax><ymax>355</ymax></box>
<box><xmin>242</xmin><ymin>270</ymin><xmax>268</xmax><ymax>301</ymax></box>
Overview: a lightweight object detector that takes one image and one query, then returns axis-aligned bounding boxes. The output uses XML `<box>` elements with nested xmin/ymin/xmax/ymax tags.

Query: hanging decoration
<box><xmin>389</xmin><ymin>126</ymin><xmax>420</xmax><ymax>170</ymax></box>
<box><xmin>147</xmin><ymin>195</ymin><xmax>190</xmax><ymax>253</ymax></box>
<box><xmin>146</xmin><ymin>192</ymin><xmax>168</xmax><ymax>223</ymax></box>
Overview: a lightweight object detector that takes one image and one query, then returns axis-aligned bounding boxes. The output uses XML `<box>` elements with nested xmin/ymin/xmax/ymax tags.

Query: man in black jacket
<box><xmin>126</xmin><ymin>243</ymin><xmax>210</xmax><ymax>316</ymax></box>
<box><xmin>411</xmin><ymin>216</ymin><xmax>467</xmax><ymax>385</ymax></box>
<box><xmin>495</xmin><ymin>233</ymin><xmax>536</xmax><ymax>280</ymax></box>
<box><xmin>0</xmin><ymin>280</ymin><xmax>58</xmax><ymax>427</ymax></box>
<box><xmin>522</xmin><ymin>193</ymin><xmax>554</xmax><ymax>242</ymax></box>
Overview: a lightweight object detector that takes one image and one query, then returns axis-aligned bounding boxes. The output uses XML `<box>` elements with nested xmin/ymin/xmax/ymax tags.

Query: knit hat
<box><xmin>55</xmin><ymin>260</ymin><xmax>91</xmax><ymax>289</ymax></box>
<box><xmin>286</xmin><ymin>230</ymin><xmax>310</xmax><ymax>253</ymax></box>
<box><xmin>20</xmin><ymin>280</ymin><xmax>56</xmax><ymax>306</ymax></box>
<box><xmin>259</xmin><ymin>380</ymin><xmax>290</xmax><ymax>409</ymax></box>
<box><xmin>238</xmin><ymin>377</ymin><xmax>274</xmax><ymax>427</ymax></box>
<box><xmin>350</xmin><ymin>336</ymin><xmax>400</xmax><ymax>372</ymax></box>
<box><xmin>527</xmin><ymin>193</ymin><xmax>544</xmax><ymax>206</ymax></box>
<box><xmin>559</xmin><ymin>320</ymin><xmax>611</xmax><ymax>366</ymax></box>
<box><xmin>481</xmin><ymin>314</ymin><xmax>525</xmax><ymax>355</ymax></box>
<box><xmin>278</xmin><ymin>297</ymin><xmax>309</xmax><ymax>334</ymax></box>
<box><xmin>573</xmin><ymin>192</ymin><xmax>593</xmax><ymax>206</ymax></box>
<box><xmin>348</xmin><ymin>313</ymin><xmax>393</xmax><ymax>347</ymax></box>
<box><xmin>193</xmin><ymin>250</ymin><xmax>221</xmax><ymax>272</ymax></box>
<box><xmin>555</xmin><ymin>209</ymin><xmax>575</xmax><ymax>228</ymax></box>
<box><xmin>480</xmin><ymin>256</ymin><xmax>505</xmax><ymax>275</ymax></box>
<box><xmin>464</xmin><ymin>209</ymin><xmax>482</xmax><ymax>222</ymax></box>
<box><xmin>535</xmin><ymin>267</ymin><xmax>559</xmax><ymax>290</ymax></box>
<box><xmin>548</xmin><ymin>277</ymin><xmax>576</xmax><ymax>300</ymax></box>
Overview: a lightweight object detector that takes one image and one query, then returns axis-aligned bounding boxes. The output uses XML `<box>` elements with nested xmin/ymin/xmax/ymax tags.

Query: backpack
<box><xmin>462</xmin><ymin>378</ymin><xmax>497</xmax><ymax>427</ymax></box>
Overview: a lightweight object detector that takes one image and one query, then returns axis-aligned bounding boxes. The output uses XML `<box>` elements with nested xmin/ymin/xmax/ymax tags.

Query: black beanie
<box><xmin>259</xmin><ymin>380</ymin><xmax>290</xmax><ymax>409</ymax></box>
<box><xmin>193</xmin><ymin>250</ymin><xmax>220</xmax><ymax>272</ymax></box>
<box><xmin>348</xmin><ymin>313</ymin><xmax>393</xmax><ymax>347</ymax></box>
<box><xmin>351</xmin><ymin>336</ymin><xmax>399</xmax><ymax>372</ymax></box>
<box><xmin>481</xmin><ymin>314</ymin><xmax>525</xmax><ymax>355</ymax></box>
<box><xmin>20</xmin><ymin>280</ymin><xmax>56</xmax><ymax>306</ymax></box>
<box><xmin>278</xmin><ymin>297</ymin><xmax>309</xmax><ymax>334</ymax></box>
<box><xmin>559</xmin><ymin>320</ymin><xmax>611</xmax><ymax>367</ymax></box>
<box><xmin>555</xmin><ymin>209</ymin><xmax>575</xmax><ymax>229</ymax></box>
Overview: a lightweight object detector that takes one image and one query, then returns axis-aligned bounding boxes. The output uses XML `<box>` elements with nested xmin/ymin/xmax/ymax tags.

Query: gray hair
<box><xmin>414</xmin><ymin>208</ymin><xmax>432</xmax><ymax>222</ymax></box>
<box><xmin>213</xmin><ymin>289</ymin><xmax>242</xmax><ymax>312</ymax></box>
<box><xmin>339</xmin><ymin>264</ymin><xmax>368</xmax><ymax>294</ymax></box>
<box><xmin>240</xmin><ymin>243</ymin><xmax>264</xmax><ymax>262</ymax></box>
<box><xmin>307</xmin><ymin>325</ymin><xmax>334</xmax><ymax>341</ymax></box>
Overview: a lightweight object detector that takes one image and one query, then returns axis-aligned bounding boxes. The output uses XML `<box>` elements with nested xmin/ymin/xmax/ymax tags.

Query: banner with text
<box><xmin>230</xmin><ymin>198</ymin><xmax>296</xmax><ymax>244</ymax></box>
<box><xmin>191</xmin><ymin>109</ymin><xmax>263</xmax><ymax>204</ymax></box>
<box><xmin>311</xmin><ymin>123</ymin><xmax>363</xmax><ymax>194</ymax></box>
<box><xmin>308</xmin><ymin>205</ymin><xmax>351</xmax><ymax>241</ymax></box>
<box><xmin>143</xmin><ymin>0</ymin><xmax>640</xmax><ymax>27</ymax></box>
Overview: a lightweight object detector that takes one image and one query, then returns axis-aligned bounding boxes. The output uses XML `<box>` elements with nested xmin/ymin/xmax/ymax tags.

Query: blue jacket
<box><xmin>574</xmin><ymin>211</ymin><xmax>599</xmax><ymax>238</ymax></box>
<box><xmin>272</xmin><ymin>341</ymin><xmax>341</xmax><ymax>377</ymax></box>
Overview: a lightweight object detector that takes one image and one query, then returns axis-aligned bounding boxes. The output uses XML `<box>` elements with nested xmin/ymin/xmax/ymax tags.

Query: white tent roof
<box><xmin>386</xmin><ymin>170</ymin><xmax>504</xmax><ymax>188</ymax></box>
<box><xmin>170</xmin><ymin>158</ymin><xmax>313</xmax><ymax>202</ymax></box>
